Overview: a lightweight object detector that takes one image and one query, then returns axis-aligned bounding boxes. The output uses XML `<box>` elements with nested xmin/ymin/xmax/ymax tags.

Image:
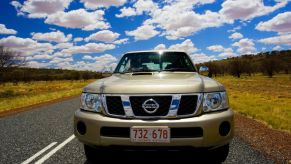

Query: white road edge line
<box><xmin>21</xmin><ymin>142</ymin><xmax>58</xmax><ymax>164</ymax></box>
<box><xmin>34</xmin><ymin>135</ymin><xmax>75</xmax><ymax>164</ymax></box>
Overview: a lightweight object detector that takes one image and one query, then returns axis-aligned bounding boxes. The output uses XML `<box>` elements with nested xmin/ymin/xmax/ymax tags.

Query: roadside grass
<box><xmin>214</xmin><ymin>74</ymin><xmax>291</xmax><ymax>132</ymax></box>
<box><xmin>0</xmin><ymin>80</ymin><xmax>95</xmax><ymax>112</ymax></box>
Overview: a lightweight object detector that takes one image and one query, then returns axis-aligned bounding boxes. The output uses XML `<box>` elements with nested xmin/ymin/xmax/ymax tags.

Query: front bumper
<box><xmin>74</xmin><ymin>109</ymin><xmax>234</xmax><ymax>148</ymax></box>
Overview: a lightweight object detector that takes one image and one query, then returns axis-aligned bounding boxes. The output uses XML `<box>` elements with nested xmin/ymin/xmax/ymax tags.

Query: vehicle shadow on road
<box><xmin>84</xmin><ymin>150</ymin><xmax>222</xmax><ymax>164</ymax></box>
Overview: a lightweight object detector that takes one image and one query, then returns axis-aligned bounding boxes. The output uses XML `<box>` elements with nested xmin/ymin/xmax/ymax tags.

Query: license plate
<box><xmin>130</xmin><ymin>126</ymin><xmax>170</xmax><ymax>143</ymax></box>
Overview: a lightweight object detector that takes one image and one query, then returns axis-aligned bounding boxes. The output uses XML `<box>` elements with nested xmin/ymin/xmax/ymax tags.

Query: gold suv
<box><xmin>74</xmin><ymin>51</ymin><xmax>234</xmax><ymax>162</ymax></box>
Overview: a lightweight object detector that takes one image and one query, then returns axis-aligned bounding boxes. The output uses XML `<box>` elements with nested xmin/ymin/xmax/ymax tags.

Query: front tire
<box><xmin>84</xmin><ymin>144</ymin><xmax>102</xmax><ymax>163</ymax></box>
<box><xmin>210</xmin><ymin>144</ymin><xmax>230</xmax><ymax>162</ymax></box>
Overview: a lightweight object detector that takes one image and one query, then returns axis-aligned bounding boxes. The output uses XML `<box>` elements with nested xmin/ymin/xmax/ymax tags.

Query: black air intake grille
<box><xmin>177</xmin><ymin>95</ymin><xmax>198</xmax><ymax>115</ymax></box>
<box><xmin>106</xmin><ymin>96</ymin><xmax>125</xmax><ymax>116</ymax></box>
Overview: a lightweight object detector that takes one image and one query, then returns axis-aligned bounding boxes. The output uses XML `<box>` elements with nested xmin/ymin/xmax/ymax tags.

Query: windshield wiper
<box><xmin>118</xmin><ymin>69</ymin><xmax>159</xmax><ymax>74</ymax></box>
<box><xmin>161</xmin><ymin>68</ymin><xmax>194</xmax><ymax>72</ymax></box>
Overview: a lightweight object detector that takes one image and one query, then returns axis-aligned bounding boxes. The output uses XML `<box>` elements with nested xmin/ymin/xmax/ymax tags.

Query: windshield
<box><xmin>114</xmin><ymin>52</ymin><xmax>196</xmax><ymax>73</ymax></box>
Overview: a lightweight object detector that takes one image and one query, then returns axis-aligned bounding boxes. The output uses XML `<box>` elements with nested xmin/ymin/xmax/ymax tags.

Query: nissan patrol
<box><xmin>74</xmin><ymin>51</ymin><xmax>234</xmax><ymax>162</ymax></box>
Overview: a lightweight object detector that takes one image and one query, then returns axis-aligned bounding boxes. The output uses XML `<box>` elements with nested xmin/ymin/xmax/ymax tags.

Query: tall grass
<box><xmin>0</xmin><ymin>80</ymin><xmax>95</xmax><ymax>112</ymax></box>
<box><xmin>215</xmin><ymin>74</ymin><xmax>291</xmax><ymax>132</ymax></box>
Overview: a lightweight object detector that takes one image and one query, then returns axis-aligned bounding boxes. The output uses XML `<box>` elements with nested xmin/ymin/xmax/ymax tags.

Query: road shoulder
<box><xmin>235</xmin><ymin>113</ymin><xmax>291</xmax><ymax>163</ymax></box>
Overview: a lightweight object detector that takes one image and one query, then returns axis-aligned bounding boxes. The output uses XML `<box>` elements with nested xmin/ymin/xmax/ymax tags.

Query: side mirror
<box><xmin>199</xmin><ymin>66</ymin><xmax>209</xmax><ymax>76</ymax></box>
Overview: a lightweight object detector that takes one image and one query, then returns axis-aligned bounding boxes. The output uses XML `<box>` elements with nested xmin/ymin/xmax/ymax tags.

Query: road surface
<box><xmin>0</xmin><ymin>98</ymin><xmax>274</xmax><ymax>164</ymax></box>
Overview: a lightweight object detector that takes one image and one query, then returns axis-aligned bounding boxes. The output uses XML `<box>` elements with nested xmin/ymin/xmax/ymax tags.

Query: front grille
<box><xmin>106</xmin><ymin>96</ymin><xmax>125</xmax><ymax>116</ymax></box>
<box><xmin>177</xmin><ymin>95</ymin><xmax>198</xmax><ymax>115</ymax></box>
<box><xmin>130</xmin><ymin>96</ymin><xmax>172</xmax><ymax>116</ymax></box>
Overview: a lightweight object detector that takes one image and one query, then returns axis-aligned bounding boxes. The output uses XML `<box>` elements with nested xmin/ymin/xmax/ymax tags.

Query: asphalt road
<box><xmin>0</xmin><ymin>97</ymin><xmax>274</xmax><ymax>164</ymax></box>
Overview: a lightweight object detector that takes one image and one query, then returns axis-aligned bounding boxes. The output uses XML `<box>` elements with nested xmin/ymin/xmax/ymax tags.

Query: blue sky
<box><xmin>0</xmin><ymin>0</ymin><xmax>290</xmax><ymax>71</ymax></box>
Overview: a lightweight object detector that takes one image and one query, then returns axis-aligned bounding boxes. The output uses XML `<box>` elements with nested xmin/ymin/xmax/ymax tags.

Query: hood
<box><xmin>83</xmin><ymin>72</ymin><xmax>224</xmax><ymax>94</ymax></box>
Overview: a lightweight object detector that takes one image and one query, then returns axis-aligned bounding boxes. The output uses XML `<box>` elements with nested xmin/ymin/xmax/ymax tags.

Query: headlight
<box><xmin>81</xmin><ymin>93</ymin><xmax>102</xmax><ymax>112</ymax></box>
<box><xmin>203</xmin><ymin>92</ymin><xmax>229</xmax><ymax>112</ymax></box>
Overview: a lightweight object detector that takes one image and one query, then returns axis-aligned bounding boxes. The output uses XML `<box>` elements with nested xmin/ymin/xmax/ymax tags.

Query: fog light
<box><xmin>77</xmin><ymin>121</ymin><xmax>86</xmax><ymax>135</ymax></box>
<box><xmin>219</xmin><ymin>121</ymin><xmax>230</xmax><ymax>136</ymax></box>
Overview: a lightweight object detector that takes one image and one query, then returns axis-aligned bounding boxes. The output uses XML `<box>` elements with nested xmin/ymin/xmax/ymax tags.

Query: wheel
<box><xmin>210</xmin><ymin>144</ymin><xmax>230</xmax><ymax>163</ymax></box>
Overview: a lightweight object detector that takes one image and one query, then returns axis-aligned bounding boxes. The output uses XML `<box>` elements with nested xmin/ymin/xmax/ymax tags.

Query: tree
<box><xmin>0</xmin><ymin>46</ymin><xmax>25</xmax><ymax>72</ymax></box>
<box><xmin>229</xmin><ymin>58</ymin><xmax>244</xmax><ymax>78</ymax></box>
<box><xmin>261</xmin><ymin>52</ymin><xmax>279</xmax><ymax>78</ymax></box>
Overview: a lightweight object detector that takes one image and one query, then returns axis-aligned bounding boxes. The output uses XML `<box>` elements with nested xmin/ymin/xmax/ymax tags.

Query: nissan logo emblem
<box><xmin>142</xmin><ymin>99</ymin><xmax>159</xmax><ymax>114</ymax></box>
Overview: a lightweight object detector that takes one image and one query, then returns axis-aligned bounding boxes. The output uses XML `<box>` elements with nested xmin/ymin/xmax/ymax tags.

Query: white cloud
<box><xmin>50</xmin><ymin>57</ymin><xmax>73</xmax><ymax>64</ymax></box>
<box><xmin>116</xmin><ymin>7</ymin><xmax>137</xmax><ymax>17</ymax></box>
<box><xmin>272</xmin><ymin>45</ymin><xmax>282</xmax><ymax>51</ymax></box>
<box><xmin>170</xmin><ymin>11</ymin><xmax>224</xmax><ymax>40</ymax></box>
<box><xmin>0</xmin><ymin>36</ymin><xmax>54</xmax><ymax>56</ymax></box>
<box><xmin>83</xmin><ymin>55</ymin><xmax>94</xmax><ymax>60</ymax></box>
<box><xmin>145</xmin><ymin>1</ymin><xmax>224</xmax><ymax>40</ymax></box>
<box><xmin>31</xmin><ymin>31</ymin><xmax>72</xmax><ymax>43</ymax></box>
<box><xmin>133</xmin><ymin>0</ymin><xmax>158</xmax><ymax>15</ymax></box>
<box><xmin>118</xmin><ymin>0</ymin><xmax>224</xmax><ymax>40</ymax></box>
<box><xmin>10</xmin><ymin>1</ymin><xmax>24</xmax><ymax>16</ymax></box>
<box><xmin>51</xmin><ymin>52</ymin><xmax>71</xmax><ymax>58</ymax></box>
<box><xmin>232</xmin><ymin>38</ymin><xmax>256</xmax><ymax>54</ymax></box>
<box><xmin>80</xmin><ymin>0</ymin><xmax>126</xmax><ymax>9</ymax></box>
<box><xmin>207</xmin><ymin>45</ymin><xmax>235</xmax><ymax>58</ymax></box>
<box><xmin>59</xmin><ymin>54</ymin><xmax>117</xmax><ymax>71</ymax></box>
<box><xmin>218</xmin><ymin>48</ymin><xmax>236</xmax><ymax>58</ymax></box>
<box><xmin>12</xmin><ymin>0</ymin><xmax>72</xmax><ymax>18</ymax></box>
<box><xmin>229</xmin><ymin>32</ymin><xmax>243</xmax><ymax>40</ymax></box>
<box><xmin>61</xmin><ymin>43</ymin><xmax>115</xmax><ymax>55</ymax></box>
<box><xmin>190</xmin><ymin>53</ymin><xmax>217</xmax><ymax>64</ymax></box>
<box><xmin>168</xmin><ymin>39</ymin><xmax>198</xmax><ymax>54</ymax></box>
<box><xmin>117</xmin><ymin>0</ymin><xmax>286</xmax><ymax>40</ymax></box>
<box><xmin>95</xmin><ymin>54</ymin><xmax>117</xmax><ymax>63</ymax></box>
<box><xmin>207</xmin><ymin>45</ymin><xmax>224</xmax><ymax>52</ymax></box>
<box><xmin>154</xmin><ymin>44</ymin><xmax>166</xmax><ymax>50</ymax></box>
<box><xmin>227</xmin><ymin>26</ymin><xmax>241</xmax><ymax>33</ymax></box>
<box><xmin>126</xmin><ymin>24</ymin><xmax>159</xmax><ymax>40</ymax></box>
<box><xmin>116</xmin><ymin>0</ymin><xmax>159</xmax><ymax>18</ymax></box>
<box><xmin>54</xmin><ymin>42</ymin><xmax>73</xmax><ymax>49</ymax></box>
<box><xmin>0</xmin><ymin>24</ymin><xmax>17</xmax><ymax>34</ymax></box>
<box><xmin>73</xmin><ymin>37</ymin><xmax>83</xmax><ymax>42</ymax></box>
<box><xmin>153</xmin><ymin>39</ymin><xmax>198</xmax><ymax>54</ymax></box>
<box><xmin>258</xmin><ymin>34</ymin><xmax>291</xmax><ymax>46</ymax></box>
<box><xmin>219</xmin><ymin>0</ymin><xmax>288</xmax><ymax>22</ymax></box>
<box><xmin>31</xmin><ymin>54</ymin><xmax>53</xmax><ymax>60</ymax></box>
<box><xmin>45</xmin><ymin>9</ymin><xmax>110</xmax><ymax>31</ymax></box>
<box><xmin>26</xmin><ymin>61</ymin><xmax>49</xmax><ymax>68</ymax></box>
<box><xmin>83</xmin><ymin>54</ymin><xmax>118</xmax><ymax>62</ymax></box>
<box><xmin>256</xmin><ymin>11</ymin><xmax>291</xmax><ymax>34</ymax></box>
<box><xmin>113</xmin><ymin>38</ymin><xmax>129</xmax><ymax>45</ymax></box>
<box><xmin>85</xmin><ymin>30</ymin><xmax>120</xmax><ymax>42</ymax></box>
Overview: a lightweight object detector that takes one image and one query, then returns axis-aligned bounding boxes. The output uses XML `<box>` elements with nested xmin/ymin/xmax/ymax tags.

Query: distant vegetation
<box><xmin>0</xmin><ymin>67</ymin><xmax>104</xmax><ymax>83</ymax></box>
<box><xmin>215</xmin><ymin>75</ymin><xmax>291</xmax><ymax>132</ymax></box>
<box><xmin>197</xmin><ymin>50</ymin><xmax>291</xmax><ymax>78</ymax></box>
<box><xmin>0</xmin><ymin>80</ymin><xmax>95</xmax><ymax>112</ymax></box>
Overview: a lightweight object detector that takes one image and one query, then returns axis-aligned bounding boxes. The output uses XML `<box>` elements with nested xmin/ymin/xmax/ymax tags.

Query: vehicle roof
<box><xmin>125</xmin><ymin>50</ymin><xmax>187</xmax><ymax>54</ymax></box>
